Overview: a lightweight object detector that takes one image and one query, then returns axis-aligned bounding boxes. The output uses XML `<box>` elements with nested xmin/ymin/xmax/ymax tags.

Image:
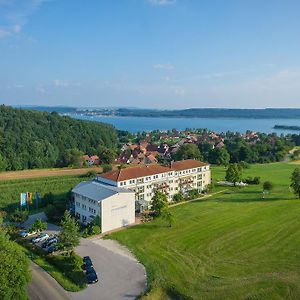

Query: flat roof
<box><xmin>72</xmin><ymin>180</ymin><xmax>132</xmax><ymax>202</ymax></box>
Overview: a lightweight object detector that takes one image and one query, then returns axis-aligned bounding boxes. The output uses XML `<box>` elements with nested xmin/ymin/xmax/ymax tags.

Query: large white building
<box><xmin>72</xmin><ymin>181</ymin><xmax>135</xmax><ymax>233</ymax></box>
<box><xmin>96</xmin><ymin>159</ymin><xmax>211</xmax><ymax>212</ymax></box>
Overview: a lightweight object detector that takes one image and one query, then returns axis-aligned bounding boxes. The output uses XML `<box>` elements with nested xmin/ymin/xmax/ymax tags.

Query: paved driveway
<box><xmin>24</xmin><ymin>214</ymin><xmax>147</xmax><ymax>300</ymax></box>
<box><xmin>28</xmin><ymin>262</ymin><xmax>71</xmax><ymax>300</ymax></box>
<box><xmin>69</xmin><ymin>238</ymin><xmax>147</xmax><ymax>300</ymax></box>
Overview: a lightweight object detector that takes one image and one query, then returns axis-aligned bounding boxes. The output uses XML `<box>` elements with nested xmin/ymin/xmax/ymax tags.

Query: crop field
<box><xmin>0</xmin><ymin>167</ymin><xmax>101</xmax><ymax>181</ymax></box>
<box><xmin>0</xmin><ymin>175</ymin><xmax>85</xmax><ymax>213</ymax></box>
<box><xmin>110</xmin><ymin>163</ymin><xmax>300</xmax><ymax>300</ymax></box>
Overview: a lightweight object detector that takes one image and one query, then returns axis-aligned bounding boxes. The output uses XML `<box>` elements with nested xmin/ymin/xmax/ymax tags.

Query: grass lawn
<box><xmin>110</xmin><ymin>163</ymin><xmax>300</xmax><ymax>300</ymax></box>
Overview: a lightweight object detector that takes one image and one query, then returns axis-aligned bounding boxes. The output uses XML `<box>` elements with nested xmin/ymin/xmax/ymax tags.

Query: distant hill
<box><xmin>15</xmin><ymin>105</ymin><xmax>77</xmax><ymax>114</ymax></box>
<box><xmin>114</xmin><ymin>108</ymin><xmax>300</xmax><ymax>119</ymax></box>
<box><xmin>0</xmin><ymin>105</ymin><xmax>117</xmax><ymax>171</ymax></box>
<box><xmin>22</xmin><ymin>106</ymin><xmax>300</xmax><ymax>119</ymax></box>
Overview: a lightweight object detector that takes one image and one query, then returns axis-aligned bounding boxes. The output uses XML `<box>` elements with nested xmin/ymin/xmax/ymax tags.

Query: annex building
<box><xmin>72</xmin><ymin>181</ymin><xmax>135</xmax><ymax>233</ymax></box>
<box><xmin>96</xmin><ymin>159</ymin><xmax>211</xmax><ymax>212</ymax></box>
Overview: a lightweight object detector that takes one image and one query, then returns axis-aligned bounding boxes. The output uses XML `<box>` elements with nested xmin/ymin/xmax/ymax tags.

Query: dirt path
<box><xmin>0</xmin><ymin>167</ymin><xmax>102</xmax><ymax>181</ymax></box>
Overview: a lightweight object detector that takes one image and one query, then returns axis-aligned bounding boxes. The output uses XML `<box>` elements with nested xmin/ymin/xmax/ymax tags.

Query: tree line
<box><xmin>0</xmin><ymin>105</ymin><xmax>118</xmax><ymax>171</ymax></box>
<box><xmin>174</xmin><ymin>134</ymin><xmax>295</xmax><ymax>165</ymax></box>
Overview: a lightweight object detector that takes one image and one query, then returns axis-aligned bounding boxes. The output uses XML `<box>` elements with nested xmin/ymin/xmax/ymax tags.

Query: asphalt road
<box><xmin>27</xmin><ymin>262</ymin><xmax>71</xmax><ymax>300</ymax></box>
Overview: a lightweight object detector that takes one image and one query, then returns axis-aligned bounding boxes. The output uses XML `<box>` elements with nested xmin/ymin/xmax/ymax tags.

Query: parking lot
<box><xmin>70</xmin><ymin>238</ymin><xmax>147</xmax><ymax>300</ymax></box>
<box><xmin>25</xmin><ymin>213</ymin><xmax>147</xmax><ymax>300</ymax></box>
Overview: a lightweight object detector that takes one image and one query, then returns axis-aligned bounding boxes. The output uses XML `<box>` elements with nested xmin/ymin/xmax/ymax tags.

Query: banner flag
<box><xmin>35</xmin><ymin>192</ymin><xmax>39</xmax><ymax>207</ymax></box>
<box><xmin>20</xmin><ymin>193</ymin><xmax>27</xmax><ymax>207</ymax></box>
<box><xmin>26</xmin><ymin>192</ymin><xmax>33</xmax><ymax>204</ymax></box>
<box><xmin>28</xmin><ymin>192</ymin><xmax>33</xmax><ymax>204</ymax></box>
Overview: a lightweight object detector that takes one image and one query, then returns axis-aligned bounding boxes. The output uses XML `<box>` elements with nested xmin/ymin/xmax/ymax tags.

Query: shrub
<box><xmin>102</xmin><ymin>164</ymin><xmax>112</xmax><ymax>173</ymax></box>
<box><xmin>90</xmin><ymin>225</ymin><xmax>101</xmax><ymax>235</ymax></box>
<box><xmin>244</xmin><ymin>176</ymin><xmax>261</xmax><ymax>185</ymax></box>
<box><xmin>188</xmin><ymin>189</ymin><xmax>200</xmax><ymax>200</ymax></box>
<box><xmin>85</xmin><ymin>170</ymin><xmax>97</xmax><ymax>178</ymax></box>
<box><xmin>173</xmin><ymin>193</ymin><xmax>184</xmax><ymax>202</ymax></box>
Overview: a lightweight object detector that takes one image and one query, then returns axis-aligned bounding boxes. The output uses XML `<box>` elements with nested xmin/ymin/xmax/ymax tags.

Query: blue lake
<box><xmin>73</xmin><ymin>114</ymin><xmax>300</xmax><ymax>134</ymax></box>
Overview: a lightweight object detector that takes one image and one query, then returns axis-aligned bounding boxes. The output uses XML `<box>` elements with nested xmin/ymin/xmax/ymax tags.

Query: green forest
<box><xmin>0</xmin><ymin>105</ymin><xmax>118</xmax><ymax>171</ymax></box>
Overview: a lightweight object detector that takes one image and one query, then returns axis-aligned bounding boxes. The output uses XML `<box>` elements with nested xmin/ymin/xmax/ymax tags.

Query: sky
<box><xmin>0</xmin><ymin>0</ymin><xmax>300</xmax><ymax>109</ymax></box>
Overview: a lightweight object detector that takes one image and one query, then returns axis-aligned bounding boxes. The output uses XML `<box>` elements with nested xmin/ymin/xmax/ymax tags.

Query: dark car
<box><xmin>86</xmin><ymin>265</ymin><xmax>95</xmax><ymax>274</ymax></box>
<box><xmin>86</xmin><ymin>269</ymin><xmax>98</xmax><ymax>284</ymax></box>
<box><xmin>47</xmin><ymin>244</ymin><xmax>58</xmax><ymax>254</ymax></box>
<box><xmin>42</xmin><ymin>237</ymin><xmax>58</xmax><ymax>248</ymax></box>
<box><xmin>83</xmin><ymin>256</ymin><xmax>93</xmax><ymax>269</ymax></box>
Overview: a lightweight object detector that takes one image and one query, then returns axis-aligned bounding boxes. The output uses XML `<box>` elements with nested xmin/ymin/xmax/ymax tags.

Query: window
<box><xmin>82</xmin><ymin>215</ymin><xmax>87</xmax><ymax>223</ymax></box>
<box><xmin>82</xmin><ymin>204</ymin><xmax>86</xmax><ymax>210</ymax></box>
<box><xmin>76</xmin><ymin>202</ymin><xmax>80</xmax><ymax>207</ymax></box>
<box><xmin>89</xmin><ymin>207</ymin><xmax>96</xmax><ymax>213</ymax></box>
<box><xmin>137</xmin><ymin>178</ymin><xmax>144</xmax><ymax>184</ymax></box>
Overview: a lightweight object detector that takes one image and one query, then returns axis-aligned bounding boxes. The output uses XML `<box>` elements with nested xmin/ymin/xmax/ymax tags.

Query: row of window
<box><xmin>76</xmin><ymin>202</ymin><xmax>97</xmax><ymax>215</ymax></box>
<box><xmin>119</xmin><ymin>168</ymin><xmax>207</xmax><ymax>187</ymax></box>
<box><xmin>75</xmin><ymin>194</ymin><xmax>97</xmax><ymax>205</ymax></box>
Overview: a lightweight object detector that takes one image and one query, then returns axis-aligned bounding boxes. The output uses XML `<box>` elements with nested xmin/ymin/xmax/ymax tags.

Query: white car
<box><xmin>31</xmin><ymin>233</ymin><xmax>49</xmax><ymax>244</ymax></box>
<box><xmin>19</xmin><ymin>230</ymin><xmax>37</xmax><ymax>238</ymax></box>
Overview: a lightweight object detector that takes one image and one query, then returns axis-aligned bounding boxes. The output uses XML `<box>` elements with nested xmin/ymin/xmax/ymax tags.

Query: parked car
<box><xmin>19</xmin><ymin>230</ymin><xmax>37</xmax><ymax>238</ymax></box>
<box><xmin>86</xmin><ymin>269</ymin><xmax>98</xmax><ymax>284</ymax></box>
<box><xmin>47</xmin><ymin>244</ymin><xmax>58</xmax><ymax>254</ymax></box>
<box><xmin>86</xmin><ymin>265</ymin><xmax>95</xmax><ymax>274</ymax></box>
<box><xmin>31</xmin><ymin>233</ymin><xmax>49</xmax><ymax>244</ymax></box>
<box><xmin>42</xmin><ymin>237</ymin><xmax>58</xmax><ymax>248</ymax></box>
<box><xmin>19</xmin><ymin>231</ymin><xmax>29</xmax><ymax>238</ymax></box>
<box><xmin>83</xmin><ymin>256</ymin><xmax>93</xmax><ymax>269</ymax></box>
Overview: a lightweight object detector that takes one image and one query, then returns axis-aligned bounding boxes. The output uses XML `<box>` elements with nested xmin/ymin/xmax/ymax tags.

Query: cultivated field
<box><xmin>0</xmin><ymin>175</ymin><xmax>86</xmax><ymax>212</ymax></box>
<box><xmin>0</xmin><ymin>167</ymin><xmax>101</xmax><ymax>181</ymax></box>
<box><xmin>110</xmin><ymin>163</ymin><xmax>300</xmax><ymax>300</ymax></box>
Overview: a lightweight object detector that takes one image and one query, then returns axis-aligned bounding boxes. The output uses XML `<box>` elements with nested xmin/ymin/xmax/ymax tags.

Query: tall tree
<box><xmin>59</xmin><ymin>211</ymin><xmax>80</xmax><ymax>251</ymax></box>
<box><xmin>209</xmin><ymin>147</ymin><xmax>230</xmax><ymax>166</ymax></box>
<box><xmin>31</xmin><ymin>218</ymin><xmax>47</xmax><ymax>233</ymax></box>
<box><xmin>151</xmin><ymin>191</ymin><xmax>168</xmax><ymax>216</ymax></box>
<box><xmin>225</xmin><ymin>163</ymin><xmax>243</xmax><ymax>186</ymax></box>
<box><xmin>161</xmin><ymin>207</ymin><xmax>175</xmax><ymax>227</ymax></box>
<box><xmin>0</xmin><ymin>218</ymin><xmax>31</xmax><ymax>299</ymax></box>
<box><xmin>175</xmin><ymin>144</ymin><xmax>202</xmax><ymax>161</ymax></box>
<box><xmin>291</xmin><ymin>168</ymin><xmax>300</xmax><ymax>198</ymax></box>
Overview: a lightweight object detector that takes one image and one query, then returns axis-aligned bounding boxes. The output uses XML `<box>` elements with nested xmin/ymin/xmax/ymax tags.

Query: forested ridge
<box><xmin>0</xmin><ymin>105</ymin><xmax>118</xmax><ymax>171</ymax></box>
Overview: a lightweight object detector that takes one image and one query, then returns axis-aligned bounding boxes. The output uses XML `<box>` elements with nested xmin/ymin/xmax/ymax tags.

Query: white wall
<box><xmin>101</xmin><ymin>192</ymin><xmax>135</xmax><ymax>233</ymax></box>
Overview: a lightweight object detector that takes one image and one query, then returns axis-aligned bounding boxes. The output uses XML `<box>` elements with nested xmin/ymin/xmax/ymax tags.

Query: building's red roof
<box><xmin>171</xmin><ymin>159</ymin><xmax>208</xmax><ymax>171</ymax></box>
<box><xmin>99</xmin><ymin>159</ymin><xmax>209</xmax><ymax>182</ymax></box>
<box><xmin>90</xmin><ymin>155</ymin><xmax>99</xmax><ymax>160</ymax></box>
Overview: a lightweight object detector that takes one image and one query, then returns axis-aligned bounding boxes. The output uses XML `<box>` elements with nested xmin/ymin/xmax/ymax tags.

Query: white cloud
<box><xmin>148</xmin><ymin>0</ymin><xmax>176</xmax><ymax>5</ymax></box>
<box><xmin>0</xmin><ymin>0</ymin><xmax>48</xmax><ymax>39</ymax></box>
<box><xmin>153</xmin><ymin>63</ymin><xmax>174</xmax><ymax>70</ymax></box>
<box><xmin>53</xmin><ymin>79</ymin><xmax>69</xmax><ymax>88</ymax></box>
<box><xmin>161</xmin><ymin>76</ymin><xmax>171</xmax><ymax>81</ymax></box>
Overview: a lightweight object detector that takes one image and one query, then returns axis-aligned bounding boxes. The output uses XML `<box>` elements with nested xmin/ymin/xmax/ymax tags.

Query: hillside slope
<box><xmin>110</xmin><ymin>163</ymin><xmax>300</xmax><ymax>300</ymax></box>
<box><xmin>0</xmin><ymin>105</ymin><xmax>117</xmax><ymax>170</ymax></box>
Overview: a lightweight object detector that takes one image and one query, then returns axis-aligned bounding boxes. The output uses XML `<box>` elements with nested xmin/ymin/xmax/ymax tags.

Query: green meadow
<box><xmin>110</xmin><ymin>163</ymin><xmax>300</xmax><ymax>300</ymax></box>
